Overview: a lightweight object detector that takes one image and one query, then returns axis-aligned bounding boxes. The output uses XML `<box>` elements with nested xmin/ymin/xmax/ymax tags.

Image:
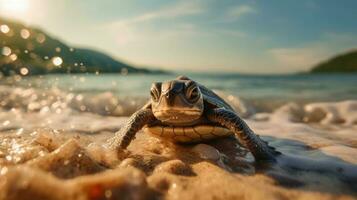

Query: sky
<box><xmin>0</xmin><ymin>0</ymin><xmax>357</xmax><ymax>74</ymax></box>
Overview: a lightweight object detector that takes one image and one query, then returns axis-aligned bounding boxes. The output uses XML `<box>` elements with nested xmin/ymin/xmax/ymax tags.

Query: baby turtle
<box><xmin>109</xmin><ymin>76</ymin><xmax>280</xmax><ymax>161</ymax></box>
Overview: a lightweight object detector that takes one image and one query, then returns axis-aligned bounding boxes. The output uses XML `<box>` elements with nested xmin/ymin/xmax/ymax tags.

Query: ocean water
<box><xmin>4</xmin><ymin>73</ymin><xmax>357</xmax><ymax>112</ymax></box>
<box><xmin>21</xmin><ymin>73</ymin><xmax>357</xmax><ymax>99</ymax></box>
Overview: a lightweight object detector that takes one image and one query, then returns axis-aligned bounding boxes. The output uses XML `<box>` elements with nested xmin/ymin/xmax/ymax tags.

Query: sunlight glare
<box><xmin>0</xmin><ymin>0</ymin><xmax>29</xmax><ymax>14</ymax></box>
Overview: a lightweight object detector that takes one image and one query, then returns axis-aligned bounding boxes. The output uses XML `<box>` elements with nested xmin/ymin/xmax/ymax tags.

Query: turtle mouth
<box><xmin>153</xmin><ymin>109</ymin><xmax>203</xmax><ymax>124</ymax></box>
<box><xmin>154</xmin><ymin>109</ymin><xmax>202</xmax><ymax>115</ymax></box>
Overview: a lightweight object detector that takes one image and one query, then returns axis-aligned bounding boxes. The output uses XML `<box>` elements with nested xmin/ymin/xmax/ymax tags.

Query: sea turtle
<box><xmin>109</xmin><ymin>76</ymin><xmax>280</xmax><ymax>161</ymax></box>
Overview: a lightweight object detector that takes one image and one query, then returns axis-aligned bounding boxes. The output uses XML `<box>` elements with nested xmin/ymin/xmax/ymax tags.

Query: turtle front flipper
<box><xmin>206</xmin><ymin>108</ymin><xmax>280</xmax><ymax>161</ymax></box>
<box><xmin>108</xmin><ymin>108</ymin><xmax>156</xmax><ymax>150</ymax></box>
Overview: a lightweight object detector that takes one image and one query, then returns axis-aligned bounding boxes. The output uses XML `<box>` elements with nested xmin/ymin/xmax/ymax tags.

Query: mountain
<box><xmin>310</xmin><ymin>50</ymin><xmax>357</xmax><ymax>73</ymax></box>
<box><xmin>0</xmin><ymin>17</ymin><xmax>166</xmax><ymax>76</ymax></box>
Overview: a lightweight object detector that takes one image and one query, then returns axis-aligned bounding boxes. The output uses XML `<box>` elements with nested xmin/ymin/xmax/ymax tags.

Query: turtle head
<box><xmin>150</xmin><ymin>76</ymin><xmax>204</xmax><ymax>125</ymax></box>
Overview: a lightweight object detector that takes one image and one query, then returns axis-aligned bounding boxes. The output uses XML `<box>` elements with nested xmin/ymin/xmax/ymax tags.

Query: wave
<box><xmin>0</xmin><ymin>85</ymin><xmax>146</xmax><ymax>116</ymax></box>
<box><xmin>262</xmin><ymin>101</ymin><xmax>357</xmax><ymax>125</ymax></box>
<box><xmin>0</xmin><ymin>85</ymin><xmax>356</xmax><ymax>126</ymax></box>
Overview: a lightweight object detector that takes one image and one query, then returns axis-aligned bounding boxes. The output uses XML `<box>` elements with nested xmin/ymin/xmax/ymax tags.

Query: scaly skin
<box><xmin>108</xmin><ymin>109</ymin><xmax>156</xmax><ymax>150</ymax></box>
<box><xmin>206</xmin><ymin>108</ymin><xmax>280</xmax><ymax>161</ymax></box>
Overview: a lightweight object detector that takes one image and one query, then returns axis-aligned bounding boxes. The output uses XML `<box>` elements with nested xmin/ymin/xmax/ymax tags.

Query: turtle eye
<box><xmin>150</xmin><ymin>82</ymin><xmax>161</xmax><ymax>102</ymax></box>
<box><xmin>185</xmin><ymin>82</ymin><xmax>200</xmax><ymax>102</ymax></box>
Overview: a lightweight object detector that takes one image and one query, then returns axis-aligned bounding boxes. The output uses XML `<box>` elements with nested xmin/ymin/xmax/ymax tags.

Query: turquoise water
<box><xmin>10</xmin><ymin>73</ymin><xmax>357</xmax><ymax>110</ymax></box>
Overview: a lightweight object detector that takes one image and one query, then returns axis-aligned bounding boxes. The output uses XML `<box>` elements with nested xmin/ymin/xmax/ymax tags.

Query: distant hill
<box><xmin>311</xmin><ymin>50</ymin><xmax>357</xmax><ymax>73</ymax></box>
<box><xmin>0</xmin><ymin>17</ymin><xmax>166</xmax><ymax>76</ymax></box>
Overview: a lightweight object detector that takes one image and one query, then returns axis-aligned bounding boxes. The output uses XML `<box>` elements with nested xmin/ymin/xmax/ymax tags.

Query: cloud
<box><xmin>215</xmin><ymin>29</ymin><xmax>246</xmax><ymax>37</ymax></box>
<box><xmin>268</xmin><ymin>33</ymin><xmax>357</xmax><ymax>72</ymax></box>
<box><xmin>104</xmin><ymin>0</ymin><xmax>205</xmax><ymax>46</ymax></box>
<box><xmin>225</xmin><ymin>5</ymin><xmax>257</xmax><ymax>21</ymax></box>
<box><xmin>108</xmin><ymin>1</ymin><xmax>204</xmax><ymax>28</ymax></box>
<box><xmin>269</xmin><ymin>47</ymin><xmax>327</xmax><ymax>72</ymax></box>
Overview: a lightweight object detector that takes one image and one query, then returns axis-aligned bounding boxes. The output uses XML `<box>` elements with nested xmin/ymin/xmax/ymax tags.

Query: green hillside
<box><xmin>311</xmin><ymin>50</ymin><xmax>357</xmax><ymax>73</ymax></box>
<box><xmin>0</xmin><ymin>18</ymin><xmax>164</xmax><ymax>76</ymax></box>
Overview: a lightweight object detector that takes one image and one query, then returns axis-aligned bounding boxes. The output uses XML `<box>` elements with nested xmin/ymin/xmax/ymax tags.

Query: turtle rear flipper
<box><xmin>206</xmin><ymin>108</ymin><xmax>280</xmax><ymax>161</ymax></box>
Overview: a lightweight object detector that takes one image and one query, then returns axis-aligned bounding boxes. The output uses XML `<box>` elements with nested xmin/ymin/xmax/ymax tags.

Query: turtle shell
<box><xmin>198</xmin><ymin>83</ymin><xmax>235</xmax><ymax>112</ymax></box>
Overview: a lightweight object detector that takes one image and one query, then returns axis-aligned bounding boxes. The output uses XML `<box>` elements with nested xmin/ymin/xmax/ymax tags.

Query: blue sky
<box><xmin>1</xmin><ymin>0</ymin><xmax>357</xmax><ymax>73</ymax></box>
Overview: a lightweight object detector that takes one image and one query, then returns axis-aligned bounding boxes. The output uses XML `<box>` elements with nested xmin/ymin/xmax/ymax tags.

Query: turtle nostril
<box><xmin>162</xmin><ymin>91</ymin><xmax>173</xmax><ymax>106</ymax></box>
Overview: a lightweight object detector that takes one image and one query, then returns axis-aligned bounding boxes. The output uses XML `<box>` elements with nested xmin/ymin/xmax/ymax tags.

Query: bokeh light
<box><xmin>1</xmin><ymin>46</ymin><xmax>12</xmax><ymax>56</ymax></box>
<box><xmin>0</xmin><ymin>24</ymin><xmax>10</xmax><ymax>33</ymax></box>
<box><xmin>20</xmin><ymin>67</ymin><xmax>29</xmax><ymax>75</ymax></box>
<box><xmin>52</xmin><ymin>56</ymin><xmax>63</xmax><ymax>66</ymax></box>
<box><xmin>36</xmin><ymin>33</ymin><xmax>46</xmax><ymax>43</ymax></box>
<box><xmin>9</xmin><ymin>54</ymin><xmax>18</xmax><ymax>61</ymax></box>
<box><xmin>20</xmin><ymin>28</ymin><xmax>30</xmax><ymax>39</ymax></box>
